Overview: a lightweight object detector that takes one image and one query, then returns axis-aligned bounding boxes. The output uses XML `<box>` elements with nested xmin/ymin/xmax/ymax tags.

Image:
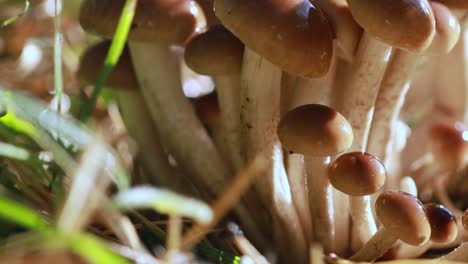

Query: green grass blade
<box><xmin>0</xmin><ymin>196</ymin><xmax>48</xmax><ymax>229</ymax></box>
<box><xmin>53</xmin><ymin>0</ymin><xmax>63</xmax><ymax>112</ymax></box>
<box><xmin>79</xmin><ymin>0</ymin><xmax>138</xmax><ymax>121</ymax></box>
<box><xmin>66</xmin><ymin>233</ymin><xmax>131</xmax><ymax>264</ymax></box>
<box><xmin>0</xmin><ymin>0</ymin><xmax>30</xmax><ymax>28</ymax></box>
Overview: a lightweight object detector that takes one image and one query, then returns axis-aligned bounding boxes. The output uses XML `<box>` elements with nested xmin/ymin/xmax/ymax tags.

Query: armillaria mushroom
<box><xmin>390</xmin><ymin>203</ymin><xmax>458</xmax><ymax>259</ymax></box>
<box><xmin>334</xmin><ymin>0</ymin><xmax>436</xmax><ymax>250</ymax></box>
<box><xmin>439</xmin><ymin>209</ymin><xmax>468</xmax><ymax>261</ymax></box>
<box><xmin>278</xmin><ymin>104</ymin><xmax>353</xmax><ymax>251</ymax></box>
<box><xmin>366</xmin><ymin>2</ymin><xmax>461</xmax><ymax>187</ymax></box>
<box><xmin>215</xmin><ymin>0</ymin><xmax>333</xmax><ymax>260</ymax></box>
<box><xmin>77</xmin><ymin>41</ymin><xmax>193</xmax><ymax>195</ymax></box>
<box><xmin>350</xmin><ymin>191</ymin><xmax>431</xmax><ymax>262</ymax></box>
<box><xmin>184</xmin><ymin>25</ymin><xmax>244</xmax><ymax>172</ymax></box>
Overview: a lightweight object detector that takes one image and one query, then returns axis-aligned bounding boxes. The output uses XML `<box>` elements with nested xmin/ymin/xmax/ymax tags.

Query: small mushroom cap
<box><xmin>346</xmin><ymin>0</ymin><xmax>435</xmax><ymax>52</ymax></box>
<box><xmin>429</xmin><ymin>121</ymin><xmax>468</xmax><ymax>171</ymax></box>
<box><xmin>215</xmin><ymin>0</ymin><xmax>333</xmax><ymax>78</ymax></box>
<box><xmin>78</xmin><ymin>41</ymin><xmax>138</xmax><ymax>89</ymax></box>
<box><xmin>427</xmin><ymin>2</ymin><xmax>460</xmax><ymax>55</ymax></box>
<box><xmin>80</xmin><ymin>0</ymin><xmax>206</xmax><ymax>45</ymax></box>
<box><xmin>424</xmin><ymin>203</ymin><xmax>458</xmax><ymax>244</ymax></box>
<box><xmin>433</xmin><ymin>0</ymin><xmax>468</xmax><ymax>9</ymax></box>
<box><xmin>376</xmin><ymin>191</ymin><xmax>431</xmax><ymax>246</ymax></box>
<box><xmin>328</xmin><ymin>152</ymin><xmax>386</xmax><ymax>196</ymax></box>
<box><xmin>463</xmin><ymin>209</ymin><xmax>468</xmax><ymax>231</ymax></box>
<box><xmin>184</xmin><ymin>25</ymin><xmax>244</xmax><ymax>75</ymax></box>
<box><xmin>277</xmin><ymin>104</ymin><xmax>353</xmax><ymax>156</ymax></box>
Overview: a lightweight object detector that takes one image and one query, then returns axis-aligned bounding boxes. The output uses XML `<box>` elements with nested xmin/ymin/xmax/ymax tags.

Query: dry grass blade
<box><xmin>181</xmin><ymin>155</ymin><xmax>269</xmax><ymax>250</ymax></box>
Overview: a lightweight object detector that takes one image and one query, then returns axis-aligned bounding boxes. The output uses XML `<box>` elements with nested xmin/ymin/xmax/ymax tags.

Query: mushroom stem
<box><xmin>435</xmin><ymin>28</ymin><xmax>468</xmax><ymax>123</ymax></box>
<box><xmin>305</xmin><ymin>156</ymin><xmax>334</xmax><ymax>252</ymax></box>
<box><xmin>128</xmin><ymin>42</ymin><xmax>229</xmax><ymax>198</ymax></box>
<box><xmin>115</xmin><ymin>90</ymin><xmax>193</xmax><ymax>195</ymax></box>
<box><xmin>366</xmin><ymin>50</ymin><xmax>420</xmax><ymax>167</ymax></box>
<box><xmin>334</xmin><ymin>32</ymin><xmax>391</xmax><ymax>250</ymax></box>
<box><xmin>440</xmin><ymin>243</ymin><xmax>468</xmax><ymax>261</ymax></box>
<box><xmin>215</xmin><ymin>75</ymin><xmax>243</xmax><ymax>171</ymax></box>
<box><xmin>166</xmin><ymin>214</ymin><xmax>182</xmax><ymax>253</ymax></box>
<box><xmin>350</xmin><ymin>226</ymin><xmax>398</xmax><ymax>262</ymax></box>
<box><xmin>285</xmin><ymin>154</ymin><xmax>313</xmax><ymax>244</ymax></box>
<box><xmin>241</xmin><ymin>48</ymin><xmax>307</xmax><ymax>262</ymax></box>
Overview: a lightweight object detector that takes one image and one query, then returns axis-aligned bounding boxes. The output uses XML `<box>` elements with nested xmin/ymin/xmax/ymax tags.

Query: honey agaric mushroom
<box><xmin>439</xmin><ymin>209</ymin><xmax>468</xmax><ymax>261</ymax></box>
<box><xmin>79</xmin><ymin>0</ymin><xmax>227</xmax><ymax>196</ymax></box>
<box><xmin>391</xmin><ymin>203</ymin><xmax>458</xmax><ymax>259</ymax></box>
<box><xmin>215</xmin><ymin>0</ymin><xmax>334</xmax><ymax>260</ymax></box>
<box><xmin>367</xmin><ymin>2</ymin><xmax>460</xmax><ymax>180</ymax></box>
<box><xmin>328</xmin><ymin>152</ymin><xmax>386</xmax><ymax>196</ymax></box>
<box><xmin>333</xmin><ymin>0</ymin><xmax>435</xmax><ymax>250</ymax></box>
<box><xmin>350</xmin><ymin>191</ymin><xmax>431</xmax><ymax>262</ymax></box>
<box><xmin>77</xmin><ymin>41</ymin><xmax>193</xmax><ymax>195</ymax></box>
<box><xmin>278</xmin><ymin>104</ymin><xmax>353</xmax><ymax>251</ymax></box>
<box><xmin>80</xmin><ymin>0</ymin><xmax>262</xmax><ymax>245</ymax></box>
<box><xmin>185</xmin><ymin>25</ymin><xmax>244</xmax><ymax>171</ymax></box>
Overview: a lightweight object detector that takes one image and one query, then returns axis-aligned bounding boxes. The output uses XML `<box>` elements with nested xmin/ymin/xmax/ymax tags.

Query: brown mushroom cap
<box><xmin>79</xmin><ymin>0</ymin><xmax>206</xmax><ymax>45</ymax></box>
<box><xmin>375</xmin><ymin>191</ymin><xmax>431</xmax><ymax>246</ymax></box>
<box><xmin>78</xmin><ymin>41</ymin><xmax>138</xmax><ymax>89</ymax></box>
<box><xmin>328</xmin><ymin>152</ymin><xmax>386</xmax><ymax>196</ymax></box>
<box><xmin>427</xmin><ymin>2</ymin><xmax>460</xmax><ymax>54</ymax></box>
<box><xmin>429</xmin><ymin>121</ymin><xmax>468</xmax><ymax>171</ymax></box>
<box><xmin>184</xmin><ymin>25</ymin><xmax>244</xmax><ymax>75</ymax></box>
<box><xmin>463</xmin><ymin>209</ymin><xmax>468</xmax><ymax>231</ymax></box>
<box><xmin>433</xmin><ymin>0</ymin><xmax>468</xmax><ymax>9</ymax></box>
<box><xmin>277</xmin><ymin>104</ymin><xmax>353</xmax><ymax>156</ymax></box>
<box><xmin>346</xmin><ymin>0</ymin><xmax>435</xmax><ymax>51</ymax></box>
<box><xmin>424</xmin><ymin>203</ymin><xmax>458</xmax><ymax>244</ymax></box>
<box><xmin>214</xmin><ymin>0</ymin><xmax>333</xmax><ymax>78</ymax></box>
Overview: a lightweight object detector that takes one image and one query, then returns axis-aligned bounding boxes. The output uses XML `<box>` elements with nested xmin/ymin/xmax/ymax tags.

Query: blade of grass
<box><xmin>0</xmin><ymin>0</ymin><xmax>30</xmax><ymax>27</ymax></box>
<box><xmin>53</xmin><ymin>0</ymin><xmax>63</xmax><ymax>113</ymax></box>
<box><xmin>66</xmin><ymin>233</ymin><xmax>131</xmax><ymax>264</ymax></box>
<box><xmin>0</xmin><ymin>195</ymin><xmax>48</xmax><ymax>230</ymax></box>
<box><xmin>79</xmin><ymin>0</ymin><xmax>138</xmax><ymax>121</ymax></box>
<box><xmin>0</xmin><ymin>142</ymin><xmax>30</xmax><ymax>160</ymax></box>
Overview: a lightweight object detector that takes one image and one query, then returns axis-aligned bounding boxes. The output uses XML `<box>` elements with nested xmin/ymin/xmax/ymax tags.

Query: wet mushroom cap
<box><xmin>427</xmin><ymin>2</ymin><xmax>460</xmax><ymax>55</ymax></box>
<box><xmin>346</xmin><ymin>0</ymin><xmax>435</xmax><ymax>51</ymax></box>
<box><xmin>78</xmin><ymin>41</ymin><xmax>138</xmax><ymax>89</ymax></box>
<box><xmin>184</xmin><ymin>25</ymin><xmax>244</xmax><ymax>75</ymax></box>
<box><xmin>433</xmin><ymin>0</ymin><xmax>468</xmax><ymax>9</ymax></box>
<box><xmin>424</xmin><ymin>203</ymin><xmax>458</xmax><ymax>244</ymax></box>
<box><xmin>429</xmin><ymin>121</ymin><xmax>468</xmax><ymax>170</ymax></box>
<box><xmin>375</xmin><ymin>191</ymin><xmax>431</xmax><ymax>246</ymax></box>
<box><xmin>79</xmin><ymin>0</ymin><xmax>206</xmax><ymax>45</ymax></box>
<box><xmin>215</xmin><ymin>0</ymin><xmax>334</xmax><ymax>78</ymax></box>
<box><xmin>328</xmin><ymin>152</ymin><xmax>386</xmax><ymax>196</ymax></box>
<box><xmin>277</xmin><ymin>104</ymin><xmax>353</xmax><ymax>156</ymax></box>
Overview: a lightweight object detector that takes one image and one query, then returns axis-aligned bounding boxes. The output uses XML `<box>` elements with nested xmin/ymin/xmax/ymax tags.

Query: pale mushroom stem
<box><xmin>115</xmin><ymin>90</ymin><xmax>193</xmax><ymax>195</ymax></box>
<box><xmin>285</xmin><ymin>154</ymin><xmax>313</xmax><ymax>244</ymax></box>
<box><xmin>128</xmin><ymin>42</ymin><xmax>229</xmax><ymax>197</ymax></box>
<box><xmin>215</xmin><ymin>75</ymin><xmax>243</xmax><ymax>171</ymax></box>
<box><xmin>305</xmin><ymin>156</ymin><xmax>334</xmax><ymax>252</ymax></box>
<box><xmin>350</xmin><ymin>227</ymin><xmax>398</xmax><ymax>262</ymax></box>
<box><xmin>241</xmin><ymin>48</ymin><xmax>307</xmax><ymax>262</ymax></box>
<box><xmin>166</xmin><ymin>214</ymin><xmax>182</xmax><ymax>253</ymax></box>
<box><xmin>435</xmin><ymin>28</ymin><xmax>468</xmax><ymax>123</ymax></box>
<box><xmin>367</xmin><ymin>50</ymin><xmax>420</xmax><ymax>170</ymax></box>
<box><xmin>334</xmin><ymin>33</ymin><xmax>391</xmax><ymax>250</ymax></box>
<box><xmin>330</xmin><ymin>57</ymin><xmax>352</xmax><ymax>257</ymax></box>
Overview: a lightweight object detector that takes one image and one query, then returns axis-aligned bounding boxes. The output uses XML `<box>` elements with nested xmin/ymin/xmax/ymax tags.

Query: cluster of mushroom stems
<box><xmin>77</xmin><ymin>0</ymin><xmax>468</xmax><ymax>262</ymax></box>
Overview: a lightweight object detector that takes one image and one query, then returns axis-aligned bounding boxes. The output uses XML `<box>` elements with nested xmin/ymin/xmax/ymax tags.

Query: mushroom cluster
<box><xmin>76</xmin><ymin>0</ymin><xmax>468</xmax><ymax>262</ymax></box>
